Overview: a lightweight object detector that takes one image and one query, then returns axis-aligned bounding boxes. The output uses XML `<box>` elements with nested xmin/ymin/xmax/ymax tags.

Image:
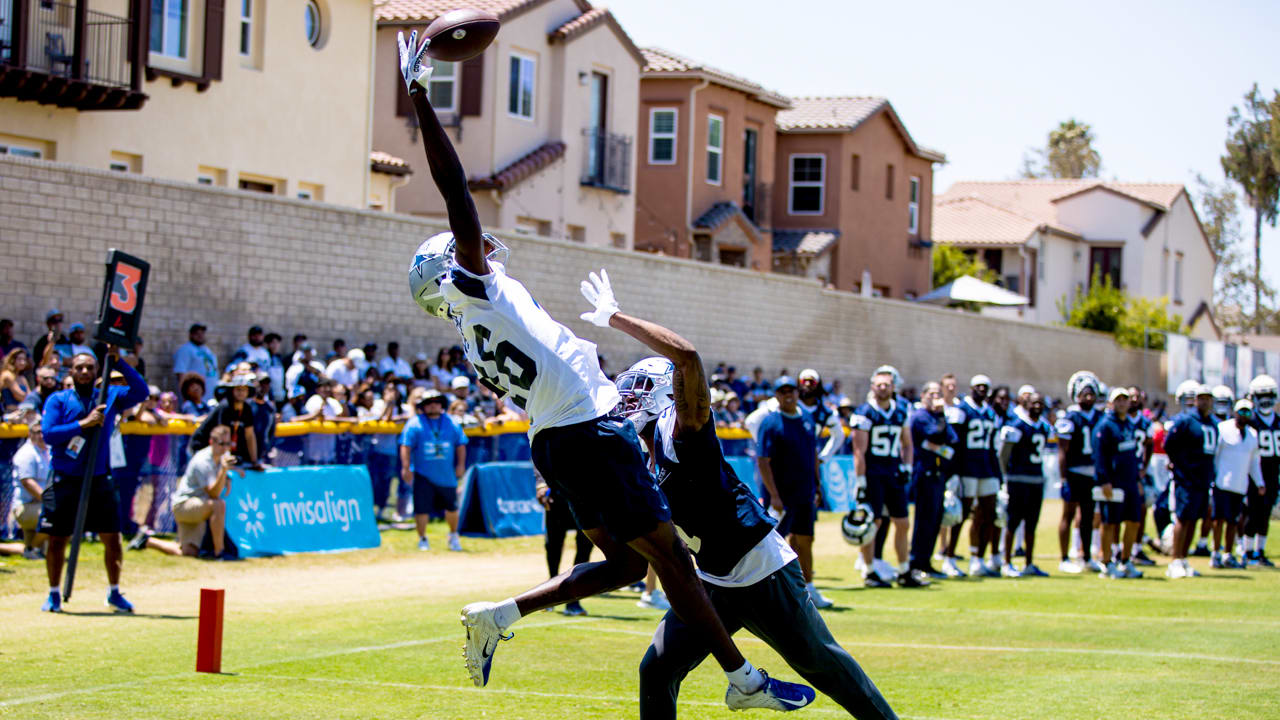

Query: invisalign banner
<box><xmin>224</xmin><ymin>466</ymin><xmax>381</xmax><ymax>556</ymax></box>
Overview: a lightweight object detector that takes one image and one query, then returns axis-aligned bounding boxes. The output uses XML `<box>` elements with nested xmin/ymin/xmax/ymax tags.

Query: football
<box><xmin>424</xmin><ymin>8</ymin><xmax>501</xmax><ymax>62</ymax></box>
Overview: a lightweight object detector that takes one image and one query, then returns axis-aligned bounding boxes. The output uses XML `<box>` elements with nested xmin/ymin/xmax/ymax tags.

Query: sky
<box><xmin>606</xmin><ymin>0</ymin><xmax>1280</xmax><ymax>286</ymax></box>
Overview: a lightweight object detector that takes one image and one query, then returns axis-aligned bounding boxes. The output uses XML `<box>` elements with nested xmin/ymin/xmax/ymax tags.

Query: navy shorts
<box><xmin>1005</xmin><ymin>480</ymin><xmax>1044</xmax><ymax>532</ymax></box>
<box><xmin>412</xmin><ymin>474</ymin><xmax>458</xmax><ymax>515</ymax></box>
<box><xmin>1211</xmin><ymin>487</ymin><xmax>1244</xmax><ymax>522</ymax></box>
<box><xmin>531</xmin><ymin>414</ymin><xmax>671</xmax><ymax>543</ymax></box>
<box><xmin>1100</xmin><ymin>483</ymin><xmax>1143</xmax><ymax>524</ymax></box>
<box><xmin>776</xmin><ymin>498</ymin><xmax>817</xmax><ymax>537</ymax></box>
<box><xmin>1171</xmin><ymin>481</ymin><xmax>1209</xmax><ymax>522</ymax></box>
<box><xmin>865</xmin><ymin>473</ymin><xmax>908</xmax><ymax>518</ymax></box>
<box><xmin>38</xmin><ymin>472</ymin><xmax>121</xmax><ymax>536</ymax></box>
<box><xmin>1060</xmin><ymin>470</ymin><xmax>1094</xmax><ymax>504</ymax></box>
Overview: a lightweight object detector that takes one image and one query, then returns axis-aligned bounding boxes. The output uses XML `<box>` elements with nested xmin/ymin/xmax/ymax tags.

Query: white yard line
<box><xmin>837</xmin><ymin>603</ymin><xmax>1280</xmax><ymax>628</ymax></box>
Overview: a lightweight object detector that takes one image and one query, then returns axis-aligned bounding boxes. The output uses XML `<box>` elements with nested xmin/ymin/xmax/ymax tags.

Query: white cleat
<box><xmin>418</xmin><ymin>537</ymin><xmax>430</xmax><ymax>551</ymax></box>
<box><xmin>942</xmin><ymin>557</ymin><xmax>967</xmax><ymax>578</ymax></box>
<box><xmin>460</xmin><ymin>601</ymin><xmax>513</xmax><ymax>687</ymax></box>
<box><xmin>448</xmin><ymin>534</ymin><xmax>463</xmax><ymax>552</ymax></box>
<box><xmin>1059</xmin><ymin>559</ymin><xmax>1084</xmax><ymax>574</ymax></box>
<box><xmin>637</xmin><ymin>590</ymin><xmax>671</xmax><ymax>611</ymax></box>
<box><xmin>871</xmin><ymin>559</ymin><xmax>898</xmax><ymax>582</ymax></box>
<box><xmin>1001</xmin><ymin>563</ymin><xmax>1022</xmax><ymax>578</ymax></box>
<box><xmin>1086</xmin><ymin>559</ymin><xmax>1105</xmax><ymax>573</ymax></box>
<box><xmin>1166</xmin><ymin>560</ymin><xmax>1187</xmax><ymax>579</ymax></box>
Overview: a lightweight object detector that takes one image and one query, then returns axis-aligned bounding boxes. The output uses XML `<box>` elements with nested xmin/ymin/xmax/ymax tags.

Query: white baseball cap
<box><xmin>1108</xmin><ymin>387</ymin><xmax>1130</xmax><ymax>402</ymax></box>
<box><xmin>451</xmin><ymin>376</ymin><xmax>471</xmax><ymax>390</ymax></box>
<box><xmin>1017</xmin><ymin>384</ymin><xmax>1036</xmax><ymax>397</ymax></box>
<box><xmin>970</xmin><ymin>374</ymin><xmax>992</xmax><ymax>387</ymax></box>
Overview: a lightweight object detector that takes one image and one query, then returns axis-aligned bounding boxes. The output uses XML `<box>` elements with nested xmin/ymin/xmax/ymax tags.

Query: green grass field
<box><xmin>2</xmin><ymin>502</ymin><xmax>1278</xmax><ymax>719</ymax></box>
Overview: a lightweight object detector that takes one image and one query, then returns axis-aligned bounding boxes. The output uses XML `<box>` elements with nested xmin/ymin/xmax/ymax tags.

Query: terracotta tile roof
<box><xmin>641</xmin><ymin>48</ymin><xmax>791</xmax><ymax>109</ymax></box>
<box><xmin>776</xmin><ymin>96</ymin><xmax>886</xmax><ymax>131</ymax></box>
<box><xmin>377</xmin><ymin>0</ymin><xmax>577</xmax><ymax>23</ymax></box>
<box><xmin>934</xmin><ymin>180</ymin><xmax>1189</xmax><ymax>247</ymax></box>
<box><xmin>370</xmin><ymin>151</ymin><xmax>412</xmax><ymax>176</ymax></box>
<box><xmin>772</xmin><ymin>229</ymin><xmax>839</xmax><ymax>256</ymax></box>
<box><xmin>548</xmin><ymin>7</ymin><xmax>644</xmax><ymax>65</ymax></box>
<box><xmin>468</xmin><ymin>141</ymin><xmax>566</xmax><ymax>191</ymax></box>
<box><xmin>692</xmin><ymin>202</ymin><xmax>742</xmax><ymax>231</ymax></box>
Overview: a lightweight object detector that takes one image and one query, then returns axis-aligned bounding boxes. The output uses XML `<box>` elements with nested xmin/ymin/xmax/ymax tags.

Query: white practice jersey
<box><xmin>441</xmin><ymin>263</ymin><xmax>619</xmax><ymax>437</ymax></box>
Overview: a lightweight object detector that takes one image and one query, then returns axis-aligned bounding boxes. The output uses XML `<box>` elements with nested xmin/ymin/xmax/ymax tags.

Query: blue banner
<box><xmin>458</xmin><ymin>461</ymin><xmax>544</xmax><ymax>538</ymax></box>
<box><xmin>725</xmin><ymin>456</ymin><xmax>762</xmax><ymax>497</ymax></box>
<box><xmin>725</xmin><ymin>455</ymin><xmax>856</xmax><ymax>511</ymax></box>
<box><xmin>224</xmin><ymin>465</ymin><xmax>381</xmax><ymax>557</ymax></box>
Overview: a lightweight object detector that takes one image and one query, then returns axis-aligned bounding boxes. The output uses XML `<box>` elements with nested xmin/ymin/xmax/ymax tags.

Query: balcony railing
<box><xmin>0</xmin><ymin>0</ymin><xmax>146</xmax><ymax>110</ymax></box>
<box><xmin>581</xmin><ymin>128</ymin><xmax>631</xmax><ymax>193</ymax></box>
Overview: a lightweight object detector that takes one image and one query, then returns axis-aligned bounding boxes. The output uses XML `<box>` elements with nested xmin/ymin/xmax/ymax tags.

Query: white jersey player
<box><xmin>396</xmin><ymin>29</ymin><xmax>813</xmax><ymax>712</ymax></box>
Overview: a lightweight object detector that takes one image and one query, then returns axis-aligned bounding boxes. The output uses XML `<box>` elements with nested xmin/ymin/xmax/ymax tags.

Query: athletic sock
<box><xmin>1260</xmin><ymin>536</ymin><xmax>1268</xmax><ymax>552</ymax></box>
<box><xmin>1091</xmin><ymin>535</ymin><xmax>1102</xmax><ymax>560</ymax></box>
<box><xmin>109</xmin><ymin>584</ymin><xmax>120</xmax><ymax>594</ymax></box>
<box><xmin>1069</xmin><ymin>533</ymin><xmax>1082</xmax><ymax>558</ymax></box>
<box><xmin>969</xmin><ymin>546</ymin><xmax>979</xmax><ymax>559</ymax></box>
<box><xmin>726</xmin><ymin>661</ymin><xmax>765</xmax><ymax>693</ymax></box>
<box><xmin>49</xmin><ymin>586</ymin><xmax>59</xmax><ymax>594</ymax></box>
<box><xmin>1131</xmin><ymin>542</ymin><xmax>1142</xmax><ymax>557</ymax></box>
<box><xmin>992</xmin><ymin>552</ymin><xmax>1003</xmax><ymax>567</ymax></box>
<box><xmin>493</xmin><ymin>597</ymin><xmax>521</xmax><ymax>630</ymax></box>
<box><xmin>1111</xmin><ymin>543</ymin><xmax>1122</xmax><ymax>562</ymax></box>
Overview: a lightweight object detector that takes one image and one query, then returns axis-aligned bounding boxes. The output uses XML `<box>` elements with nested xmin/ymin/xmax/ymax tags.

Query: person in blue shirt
<box><xmin>908</xmin><ymin>381</ymin><xmax>957</xmax><ymax>578</ymax></box>
<box><xmin>1163</xmin><ymin>381</ymin><xmax>1218</xmax><ymax>578</ymax></box>
<box><xmin>38</xmin><ymin>347</ymin><xmax>148</xmax><ymax>613</ymax></box>
<box><xmin>400</xmin><ymin>389</ymin><xmax>467</xmax><ymax>552</ymax></box>
<box><xmin>851</xmin><ymin>370</ymin><xmax>920</xmax><ymax>588</ymax></box>
<box><xmin>997</xmin><ymin>392</ymin><xmax>1053</xmax><ymax>577</ymax></box>
<box><xmin>1055</xmin><ymin>370</ymin><xmax>1103</xmax><ymax>574</ymax></box>
<box><xmin>1093</xmin><ymin>388</ymin><xmax>1144</xmax><ymax>579</ymax></box>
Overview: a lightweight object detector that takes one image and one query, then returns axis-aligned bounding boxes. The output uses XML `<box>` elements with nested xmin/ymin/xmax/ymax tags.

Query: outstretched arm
<box><xmin>579</xmin><ymin>269</ymin><xmax>709</xmax><ymax>432</ymax></box>
<box><xmin>399</xmin><ymin>31</ymin><xmax>487</xmax><ymax>275</ymax></box>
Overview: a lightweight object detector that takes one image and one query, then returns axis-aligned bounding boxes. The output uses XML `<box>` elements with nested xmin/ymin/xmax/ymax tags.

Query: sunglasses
<box><xmin>211</xmin><ymin>439</ymin><xmax>232</xmax><ymax>447</ymax></box>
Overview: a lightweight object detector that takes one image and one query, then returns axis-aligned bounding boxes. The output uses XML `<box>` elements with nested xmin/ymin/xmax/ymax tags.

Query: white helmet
<box><xmin>1175</xmin><ymin>379</ymin><xmax>1202</xmax><ymax>407</ymax></box>
<box><xmin>408</xmin><ymin>231</ymin><xmax>510</xmax><ymax>319</ymax></box>
<box><xmin>1212</xmin><ymin>384</ymin><xmax>1235</xmax><ymax>417</ymax></box>
<box><xmin>614</xmin><ymin>357</ymin><xmax>675</xmax><ymax>432</ymax></box>
<box><xmin>1067</xmin><ymin>370</ymin><xmax>1101</xmax><ymax>402</ymax></box>
<box><xmin>873</xmin><ymin>365</ymin><xmax>902</xmax><ymax>387</ymax></box>
<box><xmin>940</xmin><ymin>490</ymin><xmax>963</xmax><ymax>528</ymax></box>
<box><xmin>841</xmin><ymin>504</ymin><xmax>877</xmax><ymax>546</ymax></box>
<box><xmin>1250</xmin><ymin>374</ymin><xmax>1278</xmax><ymax>412</ymax></box>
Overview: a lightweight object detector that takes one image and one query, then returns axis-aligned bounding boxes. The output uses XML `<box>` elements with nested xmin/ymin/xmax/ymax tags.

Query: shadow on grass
<box><xmin>59</xmin><ymin>610</ymin><xmax>196</xmax><ymax>619</ymax></box>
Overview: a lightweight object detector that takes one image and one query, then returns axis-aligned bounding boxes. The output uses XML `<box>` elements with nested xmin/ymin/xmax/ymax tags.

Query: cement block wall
<box><xmin>0</xmin><ymin>156</ymin><xmax>1162</xmax><ymax>399</ymax></box>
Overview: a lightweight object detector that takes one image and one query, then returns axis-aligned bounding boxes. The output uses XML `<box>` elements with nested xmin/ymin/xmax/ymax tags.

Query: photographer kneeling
<box><xmin>130</xmin><ymin>425</ymin><xmax>237</xmax><ymax>559</ymax></box>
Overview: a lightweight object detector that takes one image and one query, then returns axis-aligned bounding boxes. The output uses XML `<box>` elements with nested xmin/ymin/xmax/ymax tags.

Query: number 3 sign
<box><xmin>93</xmin><ymin>249</ymin><xmax>150</xmax><ymax>350</ymax></box>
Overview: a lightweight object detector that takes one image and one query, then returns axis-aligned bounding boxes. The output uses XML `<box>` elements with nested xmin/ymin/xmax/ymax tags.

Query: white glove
<box><xmin>579</xmin><ymin>268</ymin><xmax>620</xmax><ymax>328</ymax></box>
<box><xmin>397</xmin><ymin>30</ymin><xmax>433</xmax><ymax>93</ymax></box>
<box><xmin>937</xmin><ymin>444</ymin><xmax>955</xmax><ymax>461</ymax></box>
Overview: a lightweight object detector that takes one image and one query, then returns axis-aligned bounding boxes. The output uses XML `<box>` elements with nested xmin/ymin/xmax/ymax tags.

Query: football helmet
<box><xmin>841</xmin><ymin>504</ymin><xmax>876</xmax><ymax>546</ymax></box>
<box><xmin>873</xmin><ymin>365</ymin><xmax>902</xmax><ymax>387</ymax></box>
<box><xmin>941</xmin><ymin>489</ymin><xmax>963</xmax><ymax>528</ymax></box>
<box><xmin>408</xmin><ymin>231</ymin><xmax>510</xmax><ymax>318</ymax></box>
<box><xmin>614</xmin><ymin>356</ymin><xmax>675</xmax><ymax>432</ymax></box>
<box><xmin>1175</xmin><ymin>379</ymin><xmax>1202</xmax><ymax>408</ymax></box>
<box><xmin>1212</xmin><ymin>385</ymin><xmax>1235</xmax><ymax>418</ymax></box>
<box><xmin>1250</xmin><ymin>374</ymin><xmax>1278</xmax><ymax>412</ymax></box>
<box><xmin>1067</xmin><ymin>370</ymin><xmax>1101</xmax><ymax>402</ymax></box>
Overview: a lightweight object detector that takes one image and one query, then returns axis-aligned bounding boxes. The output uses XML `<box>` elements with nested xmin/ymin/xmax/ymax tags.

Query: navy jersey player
<box><xmin>1126</xmin><ymin>387</ymin><xmax>1157</xmax><ymax>566</ymax></box>
<box><xmin>1093</xmin><ymin>388</ymin><xmax>1144</xmax><ymax>579</ymax></box>
<box><xmin>798</xmin><ymin>369</ymin><xmax>844</xmax><ymax>466</ymax></box>
<box><xmin>997</xmin><ymin>392</ymin><xmax>1052</xmax><ymax>577</ymax></box>
<box><xmin>593</xmin><ymin>317</ymin><xmax>895</xmax><ymax>719</ymax></box>
<box><xmin>396</xmin><ymin>33</ymin><xmax>810</xmax><ymax>708</ymax></box>
<box><xmin>1163</xmin><ymin>381</ymin><xmax>1218</xmax><ymax>578</ymax></box>
<box><xmin>948</xmin><ymin>375</ymin><xmax>1001</xmax><ymax>578</ymax></box>
<box><xmin>1055</xmin><ymin>370</ymin><xmax>1103</xmax><ymax>574</ymax></box>
<box><xmin>851</xmin><ymin>371</ymin><xmax>922</xmax><ymax>588</ymax></box>
<box><xmin>1247</xmin><ymin>374</ymin><xmax>1279</xmax><ymax>566</ymax></box>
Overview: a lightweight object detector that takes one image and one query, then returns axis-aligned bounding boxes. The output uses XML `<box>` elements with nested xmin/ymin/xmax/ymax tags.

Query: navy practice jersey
<box><xmin>955</xmin><ymin>398</ymin><xmax>999</xmax><ymax>478</ymax></box>
<box><xmin>910</xmin><ymin>407</ymin><xmax>958</xmax><ymax>476</ymax></box>
<box><xmin>1249</xmin><ymin>411</ymin><xmax>1280</xmax><ymax>483</ymax></box>
<box><xmin>999</xmin><ymin>410</ymin><xmax>1052</xmax><ymax>478</ymax></box>
<box><xmin>852</xmin><ymin>400</ymin><xmax>910</xmax><ymax>477</ymax></box>
<box><xmin>1094</xmin><ymin>413</ymin><xmax>1141</xmax><ymax>488</ymax></box>
<box><xmin>1163</xmin><ymin>410</ymin><xmax>1219</xmax><ymax>488</ymax></box>
<box><xmin>1129</xmin><ymin>412</ymin><xmax>1152</xmax><ymax>465</ymax></box>
<box><xmin>653</xmin><ymin>406</ymin><xmax>774</xmax><ymax>578</ymax></box>
<box><xmin>1055</xmin><ymin>406</ymin><xmax>1102</xmax><ymax>471</ymax></box>
<box><xmin>757</xmin><ymin>410</ymin><xmax>818</xmax><ymax>499</ymax></box>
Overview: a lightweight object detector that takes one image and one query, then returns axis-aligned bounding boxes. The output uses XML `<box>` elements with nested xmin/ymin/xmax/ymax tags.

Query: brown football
<box><xmin>424</xmin><ymin>8</ymin><xmax>500</xmax><ymax>62</ymax></box>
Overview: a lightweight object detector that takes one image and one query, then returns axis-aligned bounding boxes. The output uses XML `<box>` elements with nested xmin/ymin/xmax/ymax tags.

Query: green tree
<box><xmin>1020</xmin><ymin>119</ymin><xmax>1102</xmax><ymax>179</ymax></box>
<box><xmin>1221</xmin><ymin>84</ymin><xmax>1280</xmax><ymax>333</ymax></box>
<box><xmin>932</xmin><ymin>244</ymin><xmax>997</xmax><ymax>288</ymax></box>
<box><xmin>1058</xmin><ymin>274</ymin><xmax>1184</xmax><ymax>350</ymax></box>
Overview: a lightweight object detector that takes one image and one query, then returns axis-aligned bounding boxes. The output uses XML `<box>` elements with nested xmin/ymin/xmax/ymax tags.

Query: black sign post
<box><xmin>63</xmin><ymin>250</ymin><xmax>150</xmax><ymax>602</ymax></box>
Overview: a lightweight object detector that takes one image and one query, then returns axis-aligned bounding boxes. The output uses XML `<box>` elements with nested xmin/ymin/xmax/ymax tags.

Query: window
<box><xmin>885</xmin><ymin>163</ymin><xmax>894</xmax><ymax>200</ymax></box>
<box><xmin>788</xmin><ymin>154</ymin><xmax>825</xmax><ymax>215</ymax></box>
<box><xmin>706</xmin><ymin>115</ymin><xmax>723</xmax><ymax>185</ymax></box>
<box><xmin>610</xmin><ymin>233</ymin><xmax>627</xmax><ymax>249</ymax></box>
<box><xmin>742</xmin><ymin>127</ymin><xmax>758</xmax><ymax>221</ymax></box>
<box><xmin>0</xmin><ymin>145</ymin><xmax>42</xmax><ymax>159</ymax></box>
<box><xmin>648</xmin><ymin>108</ymin><xmax>677</xmax><ymax>164</ymax></box>
<box><xmin>239</xmin><ymin>178</ymin><xmax>277</xmax><ymax>194</ymax></box>
<box><xmin>297</xmin><ymin>190</ymin><xmax>312</xmax><ymax>200</ymax></box>
<box><xmin>197</xmin><ymin>165</ymin><xmax>226</xmax><ymax>186</ymax></box>
<box><xmin>297</xmin><ymin>183</ymin><xmax>323</xmax><ymax>201</ymax></box>
<box><xmin>694</xmin><ymin>234</ymin><xmax>712</xmax><ymax>262</ymax></box>
<box><xmin>304</xmin><ymin>0</ymin><xmax>323</xmax><ymax>48</ymax></box>
<box><xmin>851</xmin><ymin>154</ymin><xmax>860</xmax><ymax>191</ymax></box>
<box><xmin>908</xmin><ymin>176</ymin><xmax>920</xmax><ymax>234</ymax></box>
<box><xmin>507</xmin><ymin>53</ymin><xmax>535</xmax><ymax>120</ymax></box>
<box><xmin>150</xmin><ymin>0</ymin><xmax>188</xmax><ymax>58</ymax></box>
<box><xmin>429</xmin><ymin>60</ymin><xmax>457</xmax><ymax>111</ymax></box>
<box><xmin>109</xmin><ymin>163</ymin><xmax>128</xmax><ymax>172</ymax></box>
<box><xmin>719</xmin><ymin>248</ymin><xmax>746</xmax><ymax>268</ymax></box>
<box><xmin>1089</xmin><ymin>246</ymin><xmax>1123</xmax><ymax>289</ymax></box>
<box><xmin>1174</xmin><ymin>253</ymin><xmax>1184</xmax><ymax>303</ymax></box>
<box><xmin>197</xmin><ymin>176</ymin><xmax>213</xmax><ymax>185</ymax></box>
<box><xmin>239</xmin><ymin>0</ymin><xmax>252</xmax><ymax>56</ymax></box>
<box><xmin>515</xmin><ymin>216</ymin><xmax>551</xmax><ymax>236</ymax></box>
<box><xmin>567</xmin><ymin>225</ymin><xmax>586</xmax><ymax>243</ymax></box>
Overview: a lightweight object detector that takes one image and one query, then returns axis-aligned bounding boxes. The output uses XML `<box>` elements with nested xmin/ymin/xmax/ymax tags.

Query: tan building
<box><xmin>374</xmin><ymin>0</ymin><xmax>642</xmax><ymax>248</ymax></box>
<box><xmin>633</xmin><ymin>47</ymin><xmax>788</xmax><ymax>271</ymax></box>
<box><xmin>0</xmin><ymin>0</ymin><xmax>394</xmax><ymax>209</ymax></box>
<box><xmin>773</xmin><ymin>97</ymin><xmax>945</xmax><ymax>298</ymax></box>
<box><xmin>933</xmin><ymin>180</ymin><xmax>1218</xmax><ymax>338</ymax></box>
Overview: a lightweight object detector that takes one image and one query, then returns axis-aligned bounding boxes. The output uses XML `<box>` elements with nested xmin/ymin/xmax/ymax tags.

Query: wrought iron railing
<box><xmin>581</xmin><ymin>128</ymin><xmax>631</xmax><ymax>192</ymax></box>
<box><xmin>11</xmin><ymin>0</ymin><xmax>132</xmax><ymax>89</ymax></box>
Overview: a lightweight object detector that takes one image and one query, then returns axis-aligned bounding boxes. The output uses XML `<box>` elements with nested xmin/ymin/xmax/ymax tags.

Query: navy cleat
<box><xmin>42</xmin><ymin>591</ymin><xmax>62</xmax><ymax>613</ymax></box>
<box><xmin>106</xmin><ymin>589</ymin><xmax>134</xmax><ymax>614</ymax></box>
<box><xmin>725</xmin><ymin>669</ymin><xmax>817</xmax><ymax>712</ymax></box>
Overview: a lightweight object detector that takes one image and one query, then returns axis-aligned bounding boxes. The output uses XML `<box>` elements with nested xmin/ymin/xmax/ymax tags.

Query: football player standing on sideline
<box><xmin>851</xmin><ymin>370</ymin><xmax>924</xmax><ymax>587</ymax></box>
<box><xmin>908</xmin><ymin>382</ymin><xmax>958</xmax><ymax>578</ymax></box>
<box><xmin>1163</xmin><ymin>382</ymin><xmax>1218</xmax><ymax>578</ymax></box>
<box><xmin>1246</xmin><ymin>375</ymin><xmax>1279</xmax><ymax>566</ymax></box>
<box><xmin>1055</xmin><ymin>371</ymin><xmax>1103</xmax><ymax>573</ymax></box>
<box><xmin>1211</xmin><ymin>399</ymin><xmax>1263</xmax><ymax>569</ymax></box>
<box><xmin>757</xmin><ymin>378</ymin><xmax>834</xmax><ymax>608</ymax></box>
<box><xmin>949</xmin><ymin>375</ymin><xmax>1001</xmax><ymax>578</ymax></box>
<box><xmin>1126</xmin><ymin>387</ymin><xmax>1157</xmax><ymax>565</ymax></box>
<box><xmin>1093</xmin><ymin>388</ymin><xmax>1144</xmax><ymax>578</ymax></box>
<box><xmin>997</xmin><ymin>392</ymin><xmax>1052</xmax><ymax>577</ymax></box>
<box><xmin>397</xmin><ymin>32</ymin><xmax>812</xmax><ymax>708</ymax></box>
